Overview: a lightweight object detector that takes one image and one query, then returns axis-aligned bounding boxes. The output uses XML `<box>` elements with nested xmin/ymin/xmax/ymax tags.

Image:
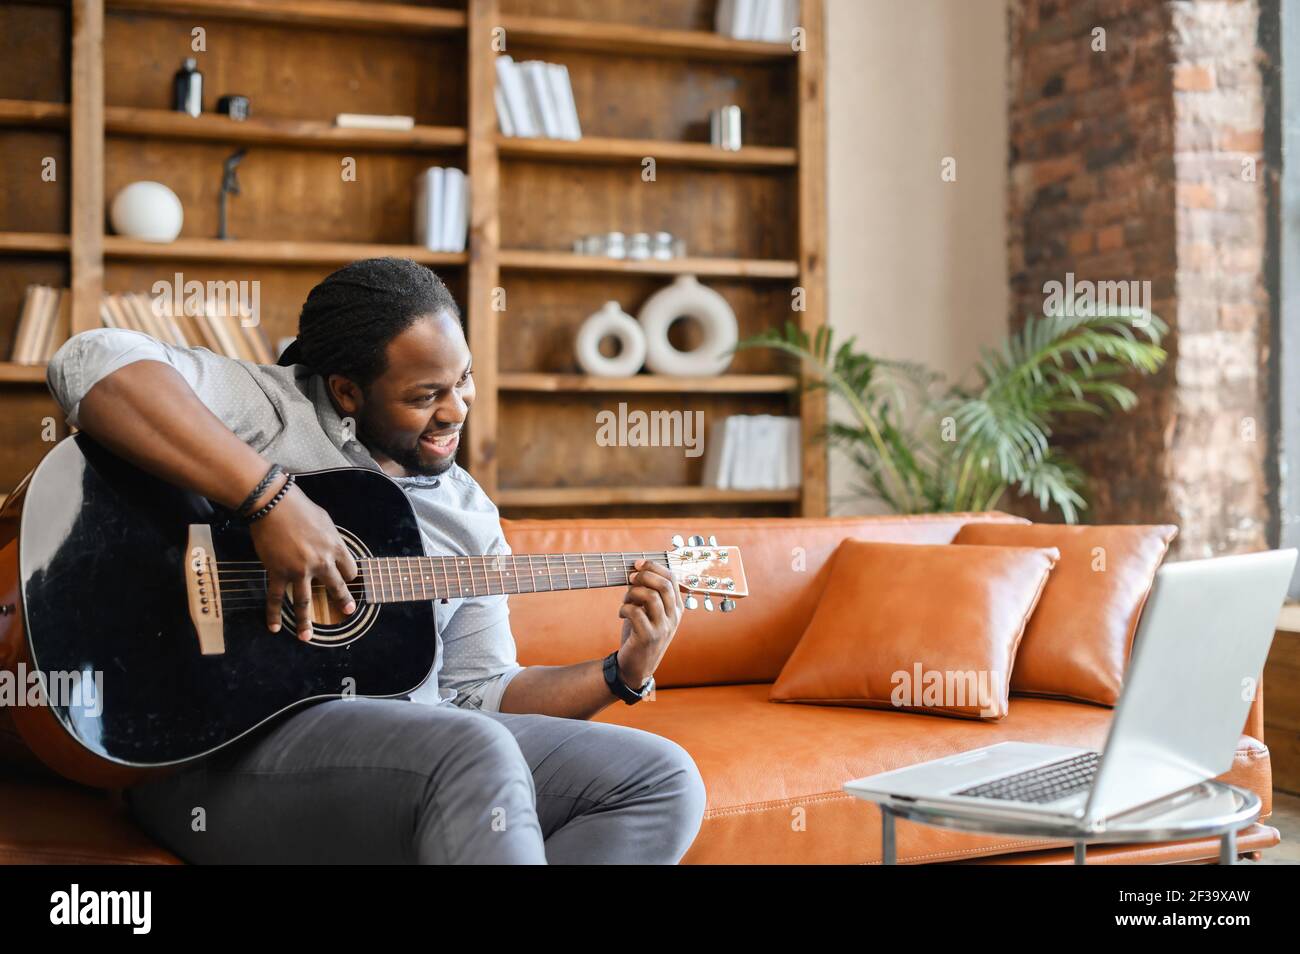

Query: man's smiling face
<box><xmin>327</xmin><ymin>309</ymin><xmax>474</xmax><ymax>478</ymax></box>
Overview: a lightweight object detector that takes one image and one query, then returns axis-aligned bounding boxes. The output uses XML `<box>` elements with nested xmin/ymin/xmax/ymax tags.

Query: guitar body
<box><xmin>2</xmin><ymin>434</ymin><xmax>436</xmax><ymax>787</ymax></box>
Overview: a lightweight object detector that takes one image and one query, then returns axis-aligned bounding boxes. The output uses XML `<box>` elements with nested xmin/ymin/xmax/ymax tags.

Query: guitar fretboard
<box><xmin>356</xmin><ymin>551</ymin><xmax>672</xmax><ymax>603</ymax></box>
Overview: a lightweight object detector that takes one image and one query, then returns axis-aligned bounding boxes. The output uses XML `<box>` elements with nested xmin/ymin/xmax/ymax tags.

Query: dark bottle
<box><xmin>173</xmin><ymin>58</ymin><xmax>202</xmax><ymax>117</ymax></box>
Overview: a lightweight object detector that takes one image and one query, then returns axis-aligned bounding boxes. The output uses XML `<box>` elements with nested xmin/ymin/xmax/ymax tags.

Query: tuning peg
<box><xmin>671</xmin><ymin>534</ymin><xmax>684</xmax><ymax>548</ymax></box>
<box><xmin>720</xmin><ymin>598</ymin><xmax>736</xmax><ymax>613</ymax></box>
<box><xmin>684</xmin><ymin>595</ymin><xmax>699</xmax><ymax>610</ymax></box>
<box><xmin>708</xmin><ymin>535</ymin><xmax>718</xmax><ymax>546</ymax></box>
<box><xmin>703</xmin><ymin>596</ymin><xmax>714</xmax><ymax>612</ymax></box>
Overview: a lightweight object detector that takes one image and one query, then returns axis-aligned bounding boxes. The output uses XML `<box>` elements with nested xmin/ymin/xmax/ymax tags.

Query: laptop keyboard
<box><xmin>953</xmin><ymin>751</ymin><xmax>1100</xmax><ymax>804</ymax></box>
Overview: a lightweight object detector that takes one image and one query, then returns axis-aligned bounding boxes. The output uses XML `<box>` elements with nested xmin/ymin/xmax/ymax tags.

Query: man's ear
<box><xmin>327</xmin><ymin>373</ymin><xmax>365</xmax><ymax>416</ymax></box>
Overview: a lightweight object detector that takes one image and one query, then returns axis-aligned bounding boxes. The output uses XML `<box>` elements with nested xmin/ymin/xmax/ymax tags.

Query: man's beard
<box><xmin>355</xmin><ymin>407</ymin><xmax>456</xmax><ymax>477</ymax></box>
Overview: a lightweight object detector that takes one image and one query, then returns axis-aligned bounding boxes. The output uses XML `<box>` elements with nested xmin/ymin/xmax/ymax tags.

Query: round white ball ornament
<box><xmin>109</xmin><ymin>181</ymin><xmax>184</xmax><ymax>242</ymax></box>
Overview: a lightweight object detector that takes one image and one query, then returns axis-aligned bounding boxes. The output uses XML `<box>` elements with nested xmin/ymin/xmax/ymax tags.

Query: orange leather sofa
<box><xmin>0</xmin><ymin>512</ymin><xmax>1281</xmax><ymax>864</ymax></box>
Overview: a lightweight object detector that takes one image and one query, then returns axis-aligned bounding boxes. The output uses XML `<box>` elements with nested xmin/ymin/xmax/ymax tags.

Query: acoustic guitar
<box><xmin>0</xmin><ymin>434</ymin><xmax>747</xmax><ymax>788</ymax></box>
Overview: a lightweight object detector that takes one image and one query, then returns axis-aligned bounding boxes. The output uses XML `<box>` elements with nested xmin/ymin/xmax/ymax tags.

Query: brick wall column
<box><xmin>1008</xmin><ymin>0</ymin><xmax>1273</xmax><ymax>555</ymax></box>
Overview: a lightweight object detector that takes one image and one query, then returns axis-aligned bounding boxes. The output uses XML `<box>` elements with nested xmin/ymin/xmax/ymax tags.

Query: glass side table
<box><xmin>850</xmin><ymin>781</ymin><xmax>1261</xmax><ymax>865</ymax></box>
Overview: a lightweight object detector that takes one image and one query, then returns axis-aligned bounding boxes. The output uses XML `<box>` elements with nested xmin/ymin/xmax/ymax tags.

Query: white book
<box><xmin>721</xmin><ymin>416</ymin><xmax>741</xmax><ymax>489</ymax></box>
<box><xmin>429</xmin><ymin>167</ymin><xmax>446</xmax><ymax>251</ymax></box>
<box><xmin>701</xmin><ymin>417</ymin><xmax>728</xmax><ymax>489</ymax></box>
<box><xmin>715</xmin><ymin>0</ymin><xmax>735</xmax><ymax>35</ymax></box>
<box><xmin>547</xmin><ymin>63</ymin><xmax>581</xmax><ymax>140</ymax></box>
<box><xmin>733</xmin><ymin>416</ymin><xmax>756</xmax><ymax>489</ymax></box>
<box><xmin>413</xmin><ymin>167</ymin><xmax>446</xmax><ymax>250</ymax></box>
<box><xmin>759</xmin><ymin>0</ymin><xmax>784</xmax><ymax>41</ymax></box>
<box><xmin>412</xmin><ymin>169</ymin><xmax>429</xmax><ymax>247</ymax></box>
<box><xmin>496</xmin><ymin>56</ymin><xmax>538</xmax><ymax>138</ymax></box>
<box><xmin>759</xmin><ymin>415</ymin><xmax>779</xmax><ymax>489</ymax></box>
<box><xmin>457</xmin><ymin>171</ymin><xmax>470</xmax><ymax>252</ymax></box>
<box><xmin>730</xmin><ymin>0</ymin><xmax>755</xmax><ymax>38</ymax></box>
<box><xmin>782</xmin><ymin>0</ymin><xmax>799</xmax><ymax>40</ymax></box>
<box><xmin>334</xmin><ymin>113</ymin><xmax>415</xmax><ymax>130</ymax></box>
<box><xmin>786</xmin><ymin>416</ymin><xmax>801</xmax><ymax>489</ymax></box>
<box><xmin>494</xmin><ymin>86</ymin><xmax>516</xmax><ymax>137</ymax></box>
<box><xmin>440</xmin><ymin>168</ymin><xmax>465</xmax><ymax>253</ymax></box>
<box><xmin>522</xmin><ymin>60</ymin><xmax>563</xmax><ymax>138</ymax></box>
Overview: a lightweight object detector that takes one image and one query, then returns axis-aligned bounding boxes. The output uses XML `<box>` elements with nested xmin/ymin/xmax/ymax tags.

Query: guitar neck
<box><xmin>356</xmin><ymin>550</ymin><xmax>671</xmax><ymax>603</ymax></box>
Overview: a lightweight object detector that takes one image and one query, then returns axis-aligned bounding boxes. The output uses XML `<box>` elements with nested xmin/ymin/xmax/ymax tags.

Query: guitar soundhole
<box><xmin>279</xmin><ymin>526</ymin><xmax>378</xmax><ymax>647</ymax></box>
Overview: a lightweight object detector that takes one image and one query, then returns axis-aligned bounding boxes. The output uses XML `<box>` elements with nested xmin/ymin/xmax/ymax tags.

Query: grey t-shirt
<box><xmin>45</xmin><ymin>328</ymin><xmax>524</xmax><ymax>712</ymax></box>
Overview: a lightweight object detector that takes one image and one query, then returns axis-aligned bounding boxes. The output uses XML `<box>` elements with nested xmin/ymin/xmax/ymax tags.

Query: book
<box><xmin>9</xmin><ymin>285</ymin><xmax>43</xmax><ymax>363</ymax></box>
<box><xmin>548</xmin><ymin>63</ymin><xmax>582</xmax><ymax>140</ymax></box>
<box><xmin>495</xmin><ymin>55</ymin><xmax>581</xmax><ymax>140</ymax></box>
<box><xmin>700</xmin><ymin>414</ymin><xmax>801</xmax><ymax>490</ymax></box>
<box><xmin>440</xmin><ymin>167</ymin><xmax>468</xmax><ymax>253</ymax></box>
<box><xmin>413</xmin><ymin>166</ymin><xmax>468</xmax><ymax>252</ymax></box>
<box><xmin>334</xmin><ymin>113</ymin><xmax>415</xmax><ymax>131</ymax></box>
<box><xmin>11</xmin><ymin>286</ymin><xmax>60</xmax><ymax>364</ymax></box>
<box><xmin>494</xmin><ymin>87</ymin><xmax>516</xmax><ymax>137</ymax></box>
<box><xmin>717</xmin><ymin>0</ymin><xmax>794</xmax><ymax>41</ymax></box>
<box><xmin>495</xmin><ymin>56</ymin><xmax>538</xmax><ymax>137</ymax></box>
<box><xmin>41</xmin><ymin>289</ymin><xmax>70</xmax><ymax>362</ymax></box>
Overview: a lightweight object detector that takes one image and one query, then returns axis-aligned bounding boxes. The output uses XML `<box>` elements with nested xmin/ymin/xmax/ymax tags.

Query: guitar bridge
<box><xmin>185</xmin><ymin>524</ymin><xmax>226</xmax><ymax>655</ymax></box>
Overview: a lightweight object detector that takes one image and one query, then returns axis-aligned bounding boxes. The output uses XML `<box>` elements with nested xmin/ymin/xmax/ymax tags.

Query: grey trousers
<box><xmin>123</xmin><ymin>697</ymin><xmax>707</xmax><ymax>864</ymax></box>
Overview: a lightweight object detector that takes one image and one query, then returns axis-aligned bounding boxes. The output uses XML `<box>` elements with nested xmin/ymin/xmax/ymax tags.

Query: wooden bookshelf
<box><xmin>497</xmin><ymin>134</ymin><xmax>796</xmax><ymax>169</ymax></box>
<box><xmin>106</xmin><ymin>0</ymin><xmax>467</xmax><ymax>33</ymax></box>
<box><xmin>0</xmin><ymin>232</ymin><xmax>70</xmax><ymax>255</ymax></box>
<box><xmin>498</xmin><ymin>249</ymin><xmax>799</xmax><ymax>279</ymax></box>
<box><xmin>499</xmin><ymin>373</ymin><xmax>799</xmax><ymax>393</ymax></box>
<box><xmin>0</xmin><ymin>0</ymin><xmax>828</xmax><ymax>518</ymax></box>
<box><xmin>0</xmin><ymin>363</ymin><xmax>50</xmax><ymax>384</ymax></box>
<box><xmin>103</xmin><ymin>236</ymin><xmax>469</xmax><ymax>267</ymax></box>
<box><xmin>498</xmin><ymin>14</ymin><xmax>796</xmax><ymax>62</ymax></box>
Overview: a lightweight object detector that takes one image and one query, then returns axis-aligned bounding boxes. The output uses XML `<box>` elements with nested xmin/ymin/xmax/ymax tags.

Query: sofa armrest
<box><xmin>1244</xmin><ymin>674</ymin><xmax>1264</xmax><ymax>742</ymax></box>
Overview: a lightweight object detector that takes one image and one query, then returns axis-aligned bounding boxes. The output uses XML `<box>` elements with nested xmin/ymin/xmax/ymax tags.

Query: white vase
<box><xmin>636</xmin><ymin>274</ymin><xmax>737</xmax><ymax>376</ymax></box>
<box><xmin>575</xmin><ymin>300</ymin><xmax>647</xmax><ymax>377</ymax></box>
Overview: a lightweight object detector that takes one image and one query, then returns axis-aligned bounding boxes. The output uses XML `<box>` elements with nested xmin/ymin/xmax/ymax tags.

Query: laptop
<box><xmin>842</xmin><ymin>548</ymin><xmax>1297</xmax><ymax>832</ymax></box>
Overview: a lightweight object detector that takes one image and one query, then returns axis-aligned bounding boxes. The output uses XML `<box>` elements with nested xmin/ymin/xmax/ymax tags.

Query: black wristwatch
<box><xmin>603</xmin><ymin>650</ymin><xmax>654</xmax><ymax>705</ymax></box>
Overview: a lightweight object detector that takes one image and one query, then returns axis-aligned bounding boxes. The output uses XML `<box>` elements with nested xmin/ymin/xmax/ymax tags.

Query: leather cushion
<box><xmin>951</xmin><ymin>523</ymin><xmax>1177</xmax><ymax>705</ymax></box>
<box><xmin>769</xmin><ymin>540</ymin><xmax>1058</xmax><ymax>719</ymax></box>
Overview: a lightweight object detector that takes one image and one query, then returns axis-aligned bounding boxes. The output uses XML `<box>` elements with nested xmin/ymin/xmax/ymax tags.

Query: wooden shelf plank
<box><xmin>0</xmin><ymin>98</ymin><xmax>70</xmax><ymax>129</ymax></box>
<box><xmin>104</xmin><ymin>107</ymin><xmax>466</xmax><ymax>152</ymax></box>
<box><xmin>0</xmin><ymin>232</ymin><xmax>71</xmax><ymax>255</ymax></box>
<box><xmin>103</xmin><ymin>236</ymin><xmax>468</xmax><ymax>266</ymax></box>
<box><xmin>497</xmin><ymin>135</ymin><xmax>796</xmax><ymax>169</ymax></box>
<box><xmin>500</xmin><ymin>14</ymin><xmax>795</xmax><ymax>62</ymax></box>
<box><xmin>499</xmin><ymin>373</ymin><xmax>799</xmax><ymax>393</ymax></box>
<box><xmin>0</xmin><ymin>362</ymin><xmax>49</xmax><ymax>384</ymax></box>
<box><xmin>498</xmin><ymin>249</ymin><xmax>798</xmax><ymax>279</ymax></box>
<box><xmin>499</xmin><ymin>485</ymin><xmax>801</xmax><ymax>507</ymax></box>
<box><xmin>0</xmin><ymin>101</ymin><xmax>467</xmax><ymax>151</ymax></box>
<box><xmin>106</xmin><ymin>0</ymin><xmax>466</xmax><ymax>33</ymax></box>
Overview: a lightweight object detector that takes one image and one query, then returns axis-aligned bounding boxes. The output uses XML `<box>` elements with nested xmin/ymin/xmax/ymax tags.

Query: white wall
<box><xmin>824</xmin><ymin>0</ymin><xmax>1009</xmax><ymax>513</ymax></box>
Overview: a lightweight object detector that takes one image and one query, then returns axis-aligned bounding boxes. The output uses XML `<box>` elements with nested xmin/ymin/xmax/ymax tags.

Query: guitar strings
<box><xmin>210</xmin><ymin>551</ymin><xmax>691</xmax><ymax>609</ymax></box>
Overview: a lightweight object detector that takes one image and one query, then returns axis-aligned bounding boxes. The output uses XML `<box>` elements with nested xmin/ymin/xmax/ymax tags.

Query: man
<box><xmin>45</xmin><ymin>257</ymin><xmax>707</xmax><ymax>864</ymax></box>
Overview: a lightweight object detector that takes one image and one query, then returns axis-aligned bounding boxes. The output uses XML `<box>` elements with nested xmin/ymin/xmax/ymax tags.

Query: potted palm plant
<box><xmin>736</xmin><ymin>310</ymin><xmax>1167</xmax><ymax>521</ymax></box>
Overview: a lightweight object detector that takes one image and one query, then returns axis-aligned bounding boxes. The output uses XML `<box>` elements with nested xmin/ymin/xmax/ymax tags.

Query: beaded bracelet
<box><xmin>245</xmin><ymin>472</ymin><xmax>296</xmax><ymax>524</ymax></box>
<box><xmin>237</xmin><ymin>463</ymin><xmax>286</xmax><ymax>519</ymax></box>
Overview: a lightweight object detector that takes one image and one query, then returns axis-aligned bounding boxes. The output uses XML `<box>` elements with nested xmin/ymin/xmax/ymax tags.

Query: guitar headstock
<box><xmin>666</xmin><ymin>534</ymin><xmax>748</xmax><ymax>612</ymax></box>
